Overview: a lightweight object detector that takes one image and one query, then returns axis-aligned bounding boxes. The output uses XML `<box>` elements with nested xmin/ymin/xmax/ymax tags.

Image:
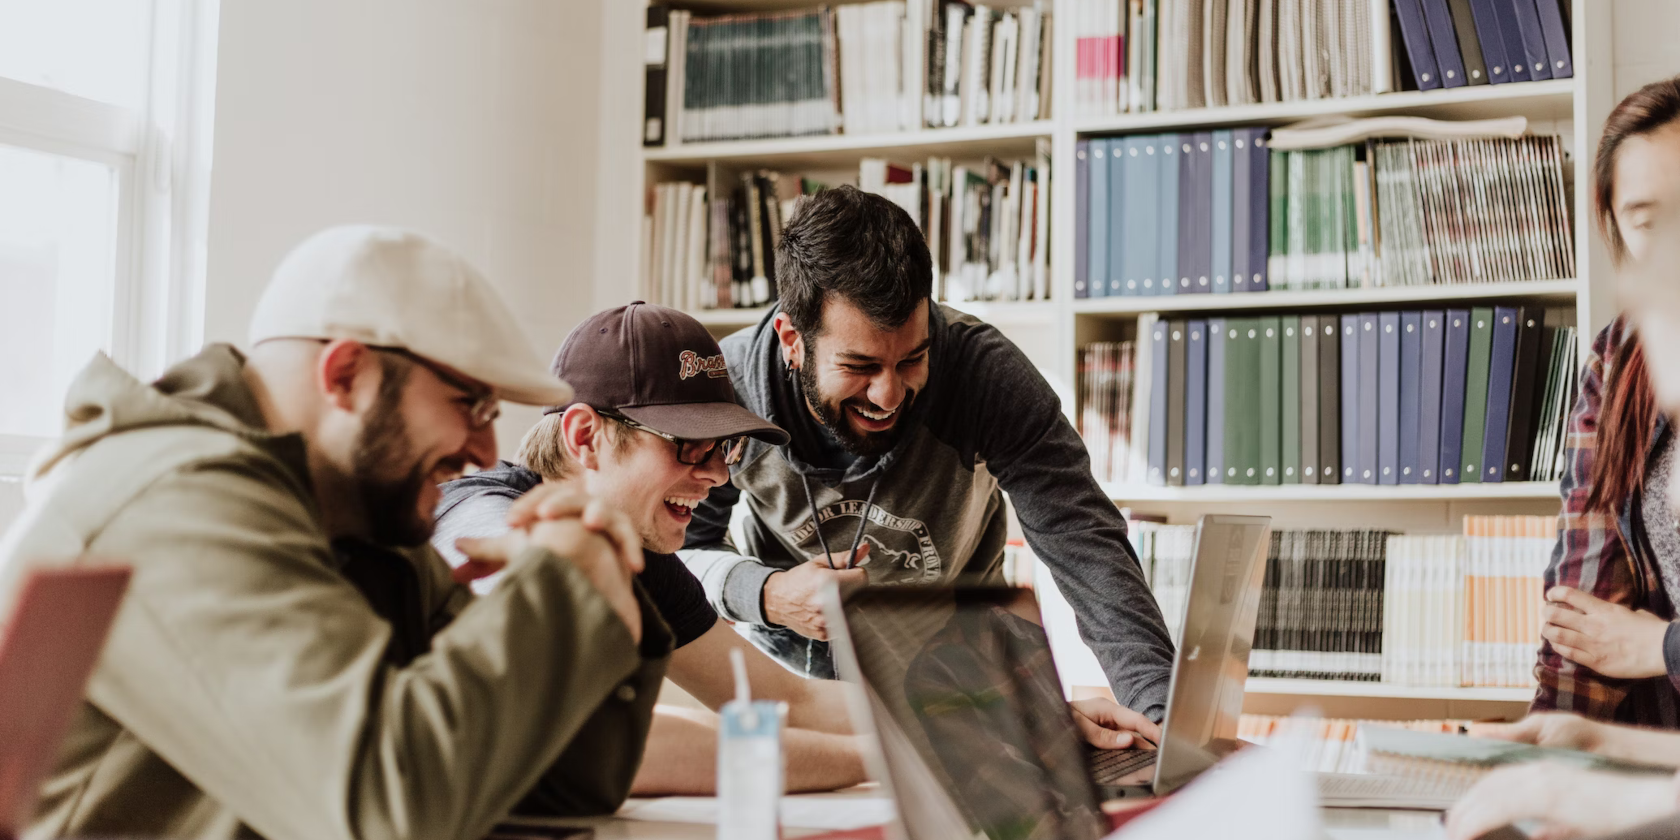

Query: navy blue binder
<box><xmin>1379</xmin><ymin>312</ymin><xmax>1401</xmax><ymax>485</ymax></box>
<box><xmin>1248</xmin><ymin>131</ymin><xmax>1270</xmax><ymax>292</ymax></box>
<box><xmin>1399</xmin><ymin>313</ymin><xmax>1423</xmax><ymax>483</ymax></box>
<box><xmin>1232</xmin><ymin>132</ymin><xmax>1252</xmax><ymax>293</ymax></box>
<box><xmin>1394</xmin><ymin>0</ymin><xmax>1445</xmax><ymax>89</ymax></box>
<box><xmin>1212</xmin><ymin>131</ymin><xmax>1234</xmax><ymax>294</ymax></box>
<box><xmin>1158</xmin><ymin>135</ymin><xmax>1181</xmax><ymax>297</ymax></box>
<box><xmin>1340</xmin><ymin>314</ymin><xmax>1361</xmax><ymax>483</ymax></box>
<box><xmin>1075</xmin><ymin>139</ymin><xmax>1090</xmax><ymax>298</ymax></box>
<box><xmin>1533</xmin><ymin>0</ymin><xmax>1572</xmax><ymax>79</ymax></box>
<box><xmin>1488</xmin><ymin>0</ymin><xmax>1533</xmax><ymax>82</ymax></box>
<box><xmin>1467</xmin><ymin>0</ymin><xmax>1515</xmax><ymax>83</ymax></box>
<box><xmin>1421</xmin><ymin>0</ymin><xmax>1470</xmax><ymax>87</ymax></box>
<box><xmin>1109</xmin><ymin>136</ymin><xmax>1129</xmax><ymax>296</ymax></box>
<box><xmin>1187</xmin><ymin>319</ymin><xmax>1208</xmax><ymax>484</ymax></box>
<box><xmin>1419</xmin><ymin>310</ymin><xmax>1446</xmax><ymax>483</ymax></box>
<box><xmin>1207</xmin><ymin>317</ymin><xmax>1227</xmax><ymax>483</ymax></box>
<box><xmin>1088</xmin><ymin>139</ymin><xmax>1110</xmax><ymax>297</ymax></box>
<box><xmin>1439</xmin><ymin>309</ymin><xmax>1472</xmax><ymax>483</ymax></box>
<box><xmin>1148</xmin><ymin>318</ymin><xmax>1169</xmax><ymax>483</ymax></box>
<box><xmin>1359</xmin><ymin>314</ymin><xmax>1380</xmax><ymax>485</ymax></box>
<box><xmin>1192</xmin><ymin>133</ymin><xmax>1215</xmax><ymax>294</ymax></box>
<box><xmin>1507</xmin><ymin>0</ymin><xmax>1552</xmax><ymax>81</ymax></box>
<box><xmin>1480</xmin><ymin>306</ymin><xmax>1520</xmax><ymax>482</ymax></box>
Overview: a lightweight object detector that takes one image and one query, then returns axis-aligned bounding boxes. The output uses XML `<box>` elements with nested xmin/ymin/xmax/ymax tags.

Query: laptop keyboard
<box><xmin>1089</xmin><ymin>748</ymin><xmax>1158</xmax><ymax>784</ymax></box>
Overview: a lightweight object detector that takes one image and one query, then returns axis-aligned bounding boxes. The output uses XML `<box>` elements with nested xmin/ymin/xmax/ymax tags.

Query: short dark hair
<box><xmin>775</xmin><ymin>185</ymin><xmax>932</xmax><ymax>336</ymax></box>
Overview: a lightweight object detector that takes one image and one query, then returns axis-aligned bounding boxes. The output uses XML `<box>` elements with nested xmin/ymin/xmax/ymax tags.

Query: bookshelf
<box><xmin>613</xmin><ymin>0</ymin><xmax>1615</xmax><ymax>720</ymax></box>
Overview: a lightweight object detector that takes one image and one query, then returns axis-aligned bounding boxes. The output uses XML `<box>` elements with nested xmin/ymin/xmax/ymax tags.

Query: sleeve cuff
<box><xmin>1664</xmin><ymin>621</ymin><xmax>1680</xmax><ymax>679</ymax></box>
<box><xmin>722</xmin><ymin>561</ymin><xmax>781</xmax><ymax>627</ymax></box>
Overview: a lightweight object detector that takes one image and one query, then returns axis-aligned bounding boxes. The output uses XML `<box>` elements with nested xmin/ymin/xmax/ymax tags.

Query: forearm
<box><xmin>1600</xmin><ymin>723</ymin><xmax>1680</xmax><ymax>767</ymax></box>
<box><xmin>783</xmin><ymin>676</ymin><xmax>855</xmax><ymax>735</ymax></box>
<box><xmin>630</xmin><ymin>708</ymin><xmax>869</xmax><ymax>795</ymax></box>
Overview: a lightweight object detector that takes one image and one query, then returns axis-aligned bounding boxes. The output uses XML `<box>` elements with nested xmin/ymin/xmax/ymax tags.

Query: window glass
<box><xmin>0</xmin><ymin>1</ymin><xmax>153</xmax><ymax>108</ymax></box>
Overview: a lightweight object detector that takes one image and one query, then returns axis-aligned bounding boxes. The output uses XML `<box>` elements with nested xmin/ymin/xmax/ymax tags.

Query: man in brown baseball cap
<box><xmin>435</xmin><ymin>302</ymin><xmax>875</xmax><ymax>795</ymax></box>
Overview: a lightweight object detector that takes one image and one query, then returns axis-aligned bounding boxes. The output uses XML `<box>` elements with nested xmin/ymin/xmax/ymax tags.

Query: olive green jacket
<box><xmin>0</xmin><ymin>345</ymin><xmax>672</xmax><ymax>840</ymax></box>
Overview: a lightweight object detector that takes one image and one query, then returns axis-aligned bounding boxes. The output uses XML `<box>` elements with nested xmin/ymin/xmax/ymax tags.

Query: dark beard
<box><xmin>351</xmin><ymin>362</ymin><xmax>433</xmax><ymax>547</ymax></box>
<box><xmin>799</xmin><ymin>346</ymin><xmax>914</xmax><ymax>458</ymax></box>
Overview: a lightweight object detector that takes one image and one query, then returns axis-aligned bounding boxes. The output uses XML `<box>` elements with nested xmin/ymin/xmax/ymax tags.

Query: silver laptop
<box><xmin>825</xmin><ymin>514</ymin><xmax>1271</xmax><ymax>840</ymax></box>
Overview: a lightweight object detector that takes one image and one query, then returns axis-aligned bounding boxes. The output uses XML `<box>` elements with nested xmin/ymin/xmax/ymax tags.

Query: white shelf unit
<box><xmin>616</xmin><ymin>0</ymin><xmax>1615</xmax><ymax>719</ymax></box>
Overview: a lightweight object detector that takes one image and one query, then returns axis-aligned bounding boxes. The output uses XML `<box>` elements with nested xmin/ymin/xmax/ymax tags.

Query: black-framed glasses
<box><xmin>374</xmin><ymin>347</ymin><xmax>501</xmax><ymax>430</ymax></box>
<box><xmin>601</xmin><ymin>410</ymin><xmax>747</xmax><ymax>467</ymax></box>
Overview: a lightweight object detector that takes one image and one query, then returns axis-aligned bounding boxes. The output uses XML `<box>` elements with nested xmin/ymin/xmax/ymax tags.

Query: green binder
<box><xmin>1226</xmin><ymin>319</ymin><xmax>1262</xmax><ymax>484</ymax></box>
<box><xmin>1260</xmin><ymin>316</ymin><xmax>1283</xmax><ymax>485</ymax></box>
<box><xmin>1460</xmin><ymin>307</ymin><xmax>1495</xmax><ymax>484</ymax></box>
<box><xmin>1282</xmin><ymin>316</ymin><xmax>1302</xmax><ymax>484</ymax></box>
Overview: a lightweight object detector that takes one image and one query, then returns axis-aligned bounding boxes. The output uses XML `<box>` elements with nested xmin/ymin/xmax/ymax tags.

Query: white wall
<box><xmin>1613</xmin><ymin>0</ymin><xmax>1680</xmax><ymax>98</ymax></box>
<box><xmin>203</xmin><ymin>0</ymin><xmax>607</xmax><ymax>451</ymax></box>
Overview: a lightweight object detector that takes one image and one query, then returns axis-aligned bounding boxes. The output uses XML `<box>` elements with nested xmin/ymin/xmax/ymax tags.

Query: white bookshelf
<box><xmin>614</xmin><ymin>0</ymin><xmax>1613</xmax><ymax>718</ymax></box>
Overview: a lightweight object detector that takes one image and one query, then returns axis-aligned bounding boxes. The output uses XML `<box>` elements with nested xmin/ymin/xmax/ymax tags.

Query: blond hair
<box><xmin>516</xmin><ymin>410</ymin><xmax>633</xmax><ymax>480</ymax></box>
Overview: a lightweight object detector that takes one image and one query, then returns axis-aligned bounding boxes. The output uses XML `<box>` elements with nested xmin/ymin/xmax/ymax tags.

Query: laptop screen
<box><xmin>834</xmin><ymin>586</ymin><xmax>1109</xmax><ymax>840</ymax></box>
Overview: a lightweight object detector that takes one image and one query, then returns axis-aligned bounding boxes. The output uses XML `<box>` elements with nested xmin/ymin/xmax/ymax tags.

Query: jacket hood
<box><xmin>31</xmin><ymin>344</ymin><xmax>285</xmax><ymax>479</ymax></box>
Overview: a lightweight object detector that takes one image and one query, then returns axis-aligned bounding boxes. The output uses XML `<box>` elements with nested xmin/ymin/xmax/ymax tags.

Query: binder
<box><xmin>1487</xmin><ymin>0</ymin><xmax>1533</xmax><ymax>83</ymax></box>
<box><xmin>1260</xmin><ymin>317</ymin><xmax>1282</xmax><ymax>485</ymax></box>
<box><xmin>1320</xmin><ymin>315</ymin><xmax>1342</xmax><ymax>485</ymax></box>
<box><xmin>1075</xmin><ymin>140</ymin><xmax>1091</xmax><ymax>297</ymax></box>
<box><xmin>1089</xmin><ymin>139</ymin><xmax>1111</xmax><ymax>298</ymax></box>
<box><xmin>1248</xmin><ymin>131</ymin><xmax>1270</xmax><ymax>292</ymax></box>
<box><xmin>1460</xmin><ymin>307</ymin><xmax>1496</xmax><ymax>484</ymax></box>
<box><xmin>1446</xmin><ymin>0</ymin><xmax>1492</xmax><ymax>84</ymax></box>
<box><xmin>1421</xmin><ymin>0</ymin><xmax>1470</xmax><ymax>87</ymax></box>
<box><xmin>1439</xmin><ymin>309</ymin><xmax>1472</xmax><ymax>483</ymax></box>
<box><xmin>1190</xmin><ymin>133</ymin><xmax>1216</xmax><ymax>294</ymax></box>
<box><xmin>1207</xmin><ymin>316</ymin><xmax>1228</xmax><ymax>484</ymax></box>
<box><xmin>1466</xmin><ymin>0</ymin><xmax>1515</xmax><ymax>84</ymax></box>
<box><xmin>1167</xmin><ymin>319</ymin><xmax>1188</xmax><ymax>485</ymax></box>
<box><xmin>1480</xmin><ymin>307</ymin><xmax>1520</xmax><ymax>482</ymax></box>
<box><xmin>1340</xmin><ymin>314</ymin><xmax>1360</xmax><ymax>484</ymax></box>
<box><xmin>1379</xmin><ymin>313</ymin><xmax>1400</xmax><ymax>485</ymax></box>
<box><xmin>1138</xmin><ymin>137</ymin><xmax>1164</xmax><ymax>296</ymax></box>
<box><xmin>1399</xmin><ymin>312</ymin><xmax>1423</xmax><ymax>484</ymax></box>
<box><xmin>1187</xmin><ymin>319</ymin><xmax>1209</xmax><ymax>484</ymax></box>
<box><xmin>1228</xmin><ymin>319</ymin><xmax>1262</xmax><ymax>484</ymax></box>
<box><xmin>1359</xmin><ymin>313</ymin><xmax>1380</xmax><ymax>485</ymax></box>
<box><xmin>1301</xmin><ymin>315</ymin><xmax>1321</xmax><ymax>485</ymax></box>
<box><xmin>1212</xmin><ymin>131</ymin><xmax>1235</xmax><ymax>294</ymax></box>
<box><xmin>1158</xmin><ymin>136</ymin><xmax>1182</xmax><ymax>297</ymax></box>
<box><xmin>1506</xmin><ymin>0</ymin><xmax>1553</xmax><ymax>81</ymax></box>
<box><xmin>1393</xmin><ymin>0</ymin><xmax>1445</xmax><ymax>90</ymax></box>
<box><xmin>1232</xmin><ymin>131</ymin><xmax>1252</xmax><ymax>294</ymax></box>
<box><xmin>1419</xmin><ymin>311</ymin><xmax>1447</xmax><ymax>484</ymax></box>
<box><xmin>1503</xmin><ymin>308</ymin><xmax>1545</xmax><ymax>482</ymax></box>
<box><xmin>1282</xmin><ymin>317</ymin><xmax>1302</xmax><ymax>484</ymax></box>
<box><xmin>1177</xmin><ymin>135</ymin><xmax>1198</xmax><ymax>295</ymax></box>
<box><xmin>1149</xmin><ymin>317</ymin><xmax>1169</xmax><ymax>483</ymax></box>
<box><xmin>1533</xmin><ymin>0</ymin><xmax>1573</xmax><ymax>79</ymax></box>
<box><xmin>1109</xmin><ymin>137</ymin><xmax>1129</xmax><ymax>296</ymax></box>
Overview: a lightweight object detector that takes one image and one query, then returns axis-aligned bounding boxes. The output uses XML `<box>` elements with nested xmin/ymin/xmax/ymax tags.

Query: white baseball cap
<box><xmin>248</xmin><ymin>225</ymin><xmax>571</xmax><ymax>406</ymax></box>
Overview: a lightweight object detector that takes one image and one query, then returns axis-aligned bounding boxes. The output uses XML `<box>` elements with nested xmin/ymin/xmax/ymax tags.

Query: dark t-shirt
<box><xmin>433</xmin><ymin>461</ymin><xmax>718</xmax><ymax>648</ymax></box>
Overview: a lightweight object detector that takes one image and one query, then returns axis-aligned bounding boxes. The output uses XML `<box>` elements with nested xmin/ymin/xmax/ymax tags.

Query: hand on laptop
<box><xmin>1444</xmin><ymin>762</ymin><xmax>1677</xmax><ymax>840</ymax></box>
<box><xmin>764</xmin><ymin>545</ymin><xmax>870</xmax><ymax>640</ymax></box>
<box><xmin>1070</xmin><ymin>698</ymin><xmax>1161</xmax><ymax>750</ymax></box>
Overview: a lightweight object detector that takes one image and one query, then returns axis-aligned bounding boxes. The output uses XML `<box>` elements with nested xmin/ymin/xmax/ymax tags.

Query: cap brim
<box><xmin>619</xmin><ymin>402</ymin><xmax>790</xmax><ymax>445</ymax></box>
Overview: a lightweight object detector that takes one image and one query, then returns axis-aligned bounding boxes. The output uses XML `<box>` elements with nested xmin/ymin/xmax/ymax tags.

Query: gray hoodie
<box><xmin>679</xmin><ymin>304</ymin><xmax>1174</xmax><ymax>718</ymax></box>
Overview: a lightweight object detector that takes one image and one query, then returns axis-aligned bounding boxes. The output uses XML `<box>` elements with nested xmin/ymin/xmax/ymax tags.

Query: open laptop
<box><xmin>825</xmin><ymin>514</ymin><xmax>1270</xmax><ymax>840</ymax></box>
<box><xmin>0</xmin><ymin>565</ymin><xmax>131</xmax><ymax>836</ymax></box>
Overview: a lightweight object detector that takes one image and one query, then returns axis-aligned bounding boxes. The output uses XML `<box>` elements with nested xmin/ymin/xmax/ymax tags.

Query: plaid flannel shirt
<box><xmin>1532</xmin><ymin>317</ymin><xmax>1680</xmax><ymax>725</ymax></box>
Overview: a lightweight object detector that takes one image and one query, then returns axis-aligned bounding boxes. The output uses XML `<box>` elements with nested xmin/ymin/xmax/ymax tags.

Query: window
<box><xmin>0</xmin><ymin>0</ymin><xmax>217</xmax><ymax>475</ymax></box>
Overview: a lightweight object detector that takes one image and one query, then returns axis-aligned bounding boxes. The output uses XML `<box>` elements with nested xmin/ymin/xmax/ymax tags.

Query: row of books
<box><xmin>642</xmin><ymin>2</ymin><xmax>1052</xmax><ymax>146</ymax></box>
<box><xmin>1391</xmin><ymin>0</ymin><xmax>1573</xmax><ymax>91</ymax></box>
<box><xmin>644</xmin><ymin>172</ymin><xmax>799</xmax><ymax>312</ymax></box>
<box><xmin>1072</xmin><ymin>130</ymin><xmax>1574</xmax><ymax>298</ymax></box>
<box><xmin>1070</xmin><ymin>0</ymin><xmax>1377</xmax><ymax>116</ymax></box>
<box><xmin>1133</xmin><ymin>516</ymin><xmax>1555</xmax><ymax>688</ymax></box>
<box><xmin>1238</xmin><ymin>716</ymin><xmax>1464</xmax><ymax>774</ymax></box>
<box><xmin>1079</xmin><ymin>308</ymin><xmax>1578</xmax><ymax>488</ymax></box>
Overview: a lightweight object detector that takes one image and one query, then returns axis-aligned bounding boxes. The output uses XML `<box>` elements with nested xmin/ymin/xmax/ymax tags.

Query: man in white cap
<box><xmin>0</xmin><ymin>226</ymin><xmax>670</xmax><ymax>840</ymax></box>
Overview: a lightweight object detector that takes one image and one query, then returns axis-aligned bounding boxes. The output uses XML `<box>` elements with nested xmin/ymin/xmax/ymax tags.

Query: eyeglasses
<box><xmin>374</xmin><ymin>347</ymin><xmax>501</xmax><ymax>430</ymax></box>
<box><xmin>600</xmin><ymin>410</ymin><xmax>747</xmax><ymax>467</ymax></box>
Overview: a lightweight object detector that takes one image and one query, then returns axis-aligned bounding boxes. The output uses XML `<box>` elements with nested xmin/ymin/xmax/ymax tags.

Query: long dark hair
<box><xmin>1585</xmin><ymin>77</ymin><xmax>1680</xmax><ymax>515</ymax></box>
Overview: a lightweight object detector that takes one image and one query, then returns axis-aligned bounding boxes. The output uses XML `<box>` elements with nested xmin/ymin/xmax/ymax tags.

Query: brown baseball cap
<box><xmin>547</xmin><ymin>302</ymin><xmax>789</xmax><ymax>445</ymax></box>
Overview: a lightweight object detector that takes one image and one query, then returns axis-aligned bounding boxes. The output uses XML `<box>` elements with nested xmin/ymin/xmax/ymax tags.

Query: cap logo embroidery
<box><xmin>678</xmin><ymin>350</ymin><xmax>728</xmax><ymax>380</ymax></box>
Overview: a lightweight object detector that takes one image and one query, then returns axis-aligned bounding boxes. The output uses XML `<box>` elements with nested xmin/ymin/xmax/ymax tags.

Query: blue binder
<box><xmin>1248</xmin><ymin>130</ymin><xmax>1271</xmax><ymax>292</ymax></box>
<box><xmin>1087</xmin><ymin>139</ymin><xmax>1110</xmax><ymax>297</ymax></box>
<box><xmin>1207</xmin><ymin>317</ymin><xmax>1228</xmax><ymax>483</ymax></box>
<box><xmin>1393</xmin><ymin>0</ymin><xmax>1445</xmax><ymax>90</ymax></box>
<box><xmin>1136</xmin><ymin>137</ymin><xmax>1163</xmax><ymax>296</ymax></box>
<box><xmin>1158</xmin><ymin>135</ymin><xmax>1181</xmax><ymax>297</ymax></box>
<box><xmin>1533</xmin><ymin>0</ymin><xmax>1572</xmax><ymax>79</ymax></box>
<box><xmin>1379</xmin><ymin>313</ymin><xmax>1401</xmax><ymax>485</ymax></box>
<box><xmin>1399</xmin><ymin>312</ymin><xmax>1423</xmax><ymax>484</ymax></box>
<box><xmin>1507</xmin><ymin>0</ymin><xmax>1552</xmax><ymax>81</ymax></box>
<box><xmin>1340</xmin><ymin>314</ymin><xmax>1360</xmax><ymax>484</ymax></box>
<box><xmin>1109</xmin><ymin>136</ymin><xmax>1129</xmax><ymax>296</ymax></box>
<box><xmin>1439</xmin><ymin>309</ymin><xmax>1472</xmax><ymax>483</ymax></box>
<box><xmin>1191</xmin><ymin>133</ymin><xmax>1215</xmax><ymax>294</ymax></box>
<box><xmin>1187</xmin><ymin>318</ymin><xmax>1208</xmax><ymax>484</ymax></box>
<box><xmin>1480</xmin><ymin>307</ymin><xmax>1520</xmax><ymax>482</ymax></box>
<box><xmin>1231</xmin><ymin>132</ymin><xmax>1252</xmax><ymax>293</ymax></box>
<box><xmin>1419</xmin><ymin>310</ymin><xmax>1446</xmax><ymax>483</ymax></box>
<box><xmin>1148</xmin><ymin>318</ymin><xmax>1169</xmax><ymax>484</ymax></box>
<box><xmin>1212</xmin><ymin>130</ymin><xmax>1234</xmax><ymax>294</ymax></box>
<box><xmin>1488</xmin><ymin>0</ymin><xmax>1533</xmax><ymax>82</ymax></box>
<box><xmin>1359</xmin><ymin>314</ymin><xmax>1380</xmax><ymax>485</ymax></box>
<box><xmin>1075</xmin><ymin>139</ymin><xmax>1090</xmax><ymax>298</ymax></box>
<box><xmin>1421</xmin><ymin>0</ymin><xmax>1470</xmax><ymax>87</ymax></box>
<box><xmin>1467</xmin><ymin>0</ymin><xmax>1515</xmax><ymax>83</ymax></box>
<box><xmin>1176</xmin><ymin>135</ymin><xmax>1197</xmax><ymax>295</ymax></box>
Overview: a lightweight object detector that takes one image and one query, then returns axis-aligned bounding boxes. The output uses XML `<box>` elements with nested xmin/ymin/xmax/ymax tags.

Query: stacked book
<box><xmin>1250</xmin><ymin>529</ymin><xmax>1392</xmax><ymax>682</ymax></box>
<box><xmin>1127</xmin><ymin>519</ymin><xmax>1197</xmax><ymax>645</ymax></box>
<box><xmin>642</xmin><ymin>1</ymin><xmax>1052</xmax><ymax>146</ymax></box>
<box><xmin>1074</xmin><ymin>130</ymin><xmax>1574</xmax><ymax>297</ymax></box>
<box><xmin>1380</xmin><ymin>534</ymin><xmax>1466</xmax><ymax>687</ymax></box>
<box><xmin>644</xmin><ymin>182</ymin><xmax>713</xmax><ymax>312</ymax></box>
<box><xmin>1390</xmin><ymin>0</ymin><xmax>1573</xmax><ymax>90</ymax></box>
<box><xmin>1077</xmin><ymin>306</ymin><xmax>1578</xmax><ymax>488</ymax></box>
<box><xmin>1080</xmin><ymin>340</ymin><xmax>1140</xmax><ymax>484</ymax></box>
<box><xmin>1239</xmin><ymin>716</ymin><xmax>1465</xmax><ymax>774</ymax></box>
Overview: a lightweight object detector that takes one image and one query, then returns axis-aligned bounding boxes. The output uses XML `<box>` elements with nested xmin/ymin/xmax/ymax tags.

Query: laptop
<box><xmin>0</xmin><ymin>565</ymin><xmax>131</xmax><ymax>836</ymax></box>
<box><xmin>825</xmin><ymin>514</ymin><xmax>1270</xmax><ymax>840</ymax></box>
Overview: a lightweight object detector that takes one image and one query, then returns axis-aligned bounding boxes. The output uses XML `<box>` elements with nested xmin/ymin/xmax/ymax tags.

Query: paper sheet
<box><xmin>1106</xmin><ymin>746</ymin><xmax>1320</xmax><ymax>840</ymax></box>
<box><xmin>616</xmin><ymin>796</ymin><xmax>896</xmax><ymax>831</ymax></box>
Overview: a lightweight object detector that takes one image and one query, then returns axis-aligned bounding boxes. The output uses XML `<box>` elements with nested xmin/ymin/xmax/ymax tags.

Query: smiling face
<box><xmin>564</xmin><ymin>406</ymin><xmax>731</xmax><ymax>553</ymax></box>
<box><xmin>782</xmin><ymin>297</ymin><xmax>931</xmax><ymax>457</ymax></box>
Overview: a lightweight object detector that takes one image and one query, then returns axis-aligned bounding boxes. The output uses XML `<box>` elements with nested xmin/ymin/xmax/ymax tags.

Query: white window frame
<box><xmin>0</xmin><ymin>0</ymin><xmax>219</xmax><ymax>477</ymax></box>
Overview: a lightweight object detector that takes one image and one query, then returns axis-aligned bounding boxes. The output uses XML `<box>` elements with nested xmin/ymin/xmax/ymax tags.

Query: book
<box><xmin>1090</xmin><ymin>139</ymin><xmax>1112</xmax><ymax>298</ymax></box>
<box><xmin>1340</xmin><ymin>314</ymin><xmax>1361</xmax><ymax>483</ymax></box>
<box><xmin>1358</xmin><ymin>313</ymin><xmax>1380</xmax><ymax>485</ymax></box>
<box><xmin>1479</xmin><ymin>306</ymin><xmax>1520</xmax><ymax>482</ymax></box>
<box><xmin>1167</xmin><ymin>319</ymin><xmax>1188</xmax><ymax>485</ymax></box>
<box><xmin>1149</xmin><ymin>317</ymin><xmax>1171</xmax><ymax>484</ymax></box>
<box><xmin>1420</xmin><ymin>0</ymin><xmax>1470</xmax><ymax>87</ymax></box>
<box><xmin>1188</xmin><ymin>319</ymin><xmax>1209</xmax><ymax>484</ymax></box>
<box><xmin>1418</xmin><ymin>311</ymin><xmax>1447</xmax><ymax>483</ymax></box>
<box><xmin>1301</xmin><ymin>314</ymin><xmax>1321</xmax><ymax>485</ymax></box>
<box><xmin>1438</xmin><ymin>309</ymin><xmax>1472</xmax><ymax>483</ymax></box>
<box><xmin>1459</xmin><ymin>307</ymin><xmax>1495</xmax><ymax>484</ymax></box>
<box><xmin>1075</xmin><ymin>140</ymin><xmax>1091</xmax><ymax>297</ymax></box>
<box><xmin>1465</xmin><ymin>0</ymin><xmax>1515</xmax><ymax>84</ymax></box>
<box><xmin>1393</xmin><ymin>0</ymin><xmax>1445</xmax><ymax>90</ymax></box>
<box><xmin>1260</xmin><ymin>316</ymin><xmax>1283</xmax><ymax>484</ymax></box>
<box><xmin>1282</xmin><ymin>316</ymin><xmax>1302</xmax><ymax>484</ymax></box>
<box><xmin>1207</xmin><ymin>316</ymin><xmax>1229</xmax><ymax>484</ymax></box>
<box><xmin>1379</xmin><ymin>311</ymin><xmax>1402</xmax><ymax>485</ymax></box>
<box><xmin>1399</xmin><ymin>312</ymin><xmax>1423</xmax><ymax>483</ymax></box>
<box><xmin>1212</xmin><ymin>130</ymin><xmax>1235</xmax><ymax>294</ymax></box>
<box><xmin>1532</xmin><ymin>0</ymin><xmax>1572</xmax><ymax>79</ymax></box>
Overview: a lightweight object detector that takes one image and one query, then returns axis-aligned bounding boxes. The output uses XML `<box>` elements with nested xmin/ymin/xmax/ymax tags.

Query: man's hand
<box><xmin>1469</xmin><ymin>713</ymin><xmax>1607</xmax><ymax>754</ymax></box>
<box><xmin>1542</xmin><ymin>586</ymin><xmax>1670</xmax><ymax>679</ymax></box>
<box><xmin>1069</xmin><ymin>698</ymin><xmax>1162</xmax><ymax>750</ymax></box>
<box><xmin>763</xmin><ymin>545</ymin><xmax>871</xmax><ymax>640</ymax></box>
<box><xmin>460</xmin><ymin>518</ymin><xmax>644</xmax><ymax>643</ymax></box>
<box><xmin>1445</xmin><ymin>762</ymin><xmax>1676</xmax><ymax>840</ymax></box>
<box><xmin>506</xmin><ymin>481</ymin><xmax>645</xmax><ymax>579</ymax></box>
